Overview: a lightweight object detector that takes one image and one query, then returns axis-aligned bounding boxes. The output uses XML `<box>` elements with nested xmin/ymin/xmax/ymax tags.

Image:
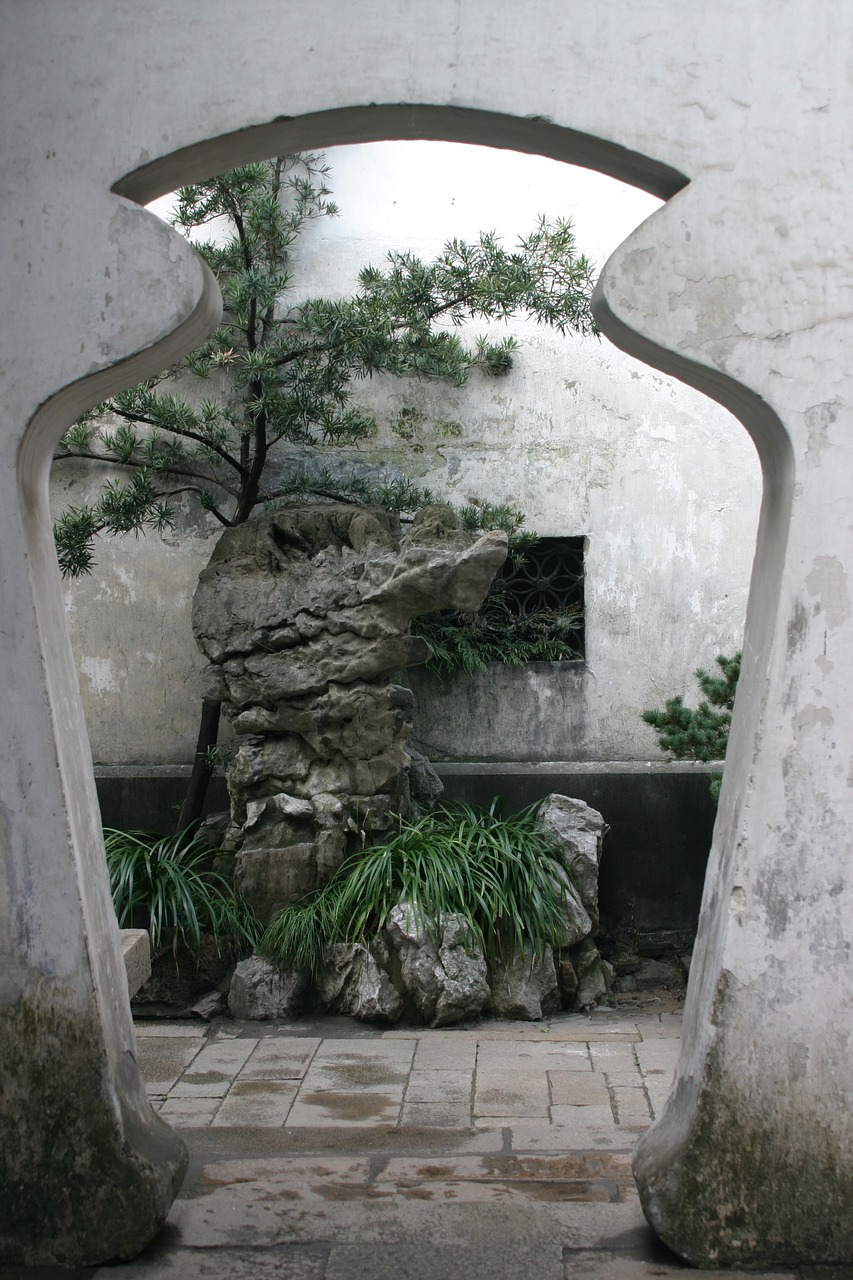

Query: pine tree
<box><xmin>642</xmin><ymin>652</ymin><xmax>741</xmax><ymax>801</ymax></box>
<box><xmin>53</xmin><ymin>154</ymin><xmax>597</xmax><ymax>827</ymax></box>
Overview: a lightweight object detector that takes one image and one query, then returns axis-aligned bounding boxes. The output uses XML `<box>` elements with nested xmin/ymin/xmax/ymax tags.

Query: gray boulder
<box><xmin>569</xmin><ymin>937</ymin><xmax>614</xmax><ymax>1010</ymax></box>
<box><xmin>552</xmin><ymin>864</ymin><xmax>594</xmax><ymax>949</ymax></box>
<box><xmin>316</xmin><ymin>942</ymin><xmax>403</xmax><ymax>1024</ymax></box>
<box><xmin>556</xmin><ymin>956</ymin><xmax>579</xmax><ymax>1007</ymax></box>
<box><xmin>227</xmin><ymin>956</ymin><xmax>306</xmax><ymax>1020</ymax></box>
<box><xmin>386</xmin><ymin>904</ymin><xmax>489</xmax><ymax>1027</ymax></box>
<box><xmin>314</xmin><ymin>942</ymin><xmax>357</xmax><ymax>1007</ymax></box>
<box><xmin>405</xmin><ymin>746</ymin><xmax>444</xmax><ymax>813</ymax></box>
<box><xmin>537</xmin><ymin>794</ymin><xmax>608</xmax><ymax>931</ymax></box>
<box><xmin>489</xmin><ymin>944</ymin><xmax>561</xmax><ymax>1020</ymax></box>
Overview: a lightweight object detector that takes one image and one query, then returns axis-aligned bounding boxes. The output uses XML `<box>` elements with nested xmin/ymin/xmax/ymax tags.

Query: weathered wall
<box><xmin>4</xmin><ymin>0</ymin><xmax>853</xmax><ymax>1265</ymax></box>
<box><xmin>52</xmin><ymin>142</ymin><xmax>760</xmax><ymax>767</ymax></box>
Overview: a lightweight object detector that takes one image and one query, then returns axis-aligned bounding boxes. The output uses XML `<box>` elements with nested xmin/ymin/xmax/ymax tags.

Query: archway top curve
<box><xmin>113</xmin><ymin>104</ymin><xmax>688</xmax><ymax>208</ymax></box>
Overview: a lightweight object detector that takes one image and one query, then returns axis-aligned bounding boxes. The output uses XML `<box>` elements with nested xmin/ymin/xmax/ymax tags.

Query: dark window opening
<box><xmin>493</xmin><ymin>536</ymin><xmax>585</xmax><ymax>624</ymax></box>
<box><xmin>412</xmin><ymin>536</ymin><xmax>585</xmax><ymax>671</ymax></box>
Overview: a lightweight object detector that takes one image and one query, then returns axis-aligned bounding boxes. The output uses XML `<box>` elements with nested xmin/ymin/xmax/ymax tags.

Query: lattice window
<box><xmin>413</xmin><ymin>535</ymin><xmax>585</xmax><ymax>668</ymax></box>
<box><xmin>492</xmin><ymin>536</ymin><xmax>585</xmax><ymax>623</ymax></box>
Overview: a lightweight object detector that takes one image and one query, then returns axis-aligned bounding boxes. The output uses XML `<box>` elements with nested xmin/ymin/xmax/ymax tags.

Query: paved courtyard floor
<box><xmin>7</xmin><ymin>997</ymin><xmax>851</xmax><ymax>1280</ymax></box>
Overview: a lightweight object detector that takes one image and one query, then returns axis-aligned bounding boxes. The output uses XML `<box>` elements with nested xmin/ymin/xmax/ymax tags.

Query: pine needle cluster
<box><xmin>53</xmin><ymin>155</ymin><xmax>596</xmax><ymax>577</ymax></box>
<box><xmin>642</xmin><ymin>652</ymin><xmax>741</xmax><ymax>800</ymax></box>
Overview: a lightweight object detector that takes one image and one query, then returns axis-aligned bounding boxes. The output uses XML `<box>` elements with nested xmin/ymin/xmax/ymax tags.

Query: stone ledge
<box><xmin>120</xmin><ymin>928</ymin><xmax>151</xmax><ymax>998</ymax></box>
<box><xmin>91</xmin><ymin>759</ymin><xmax>721</xmax><ymax>780</ymax></box>
<box><xmin>433</xmin><ymin>760</ymin><xmax>723</xmax><ymax>775</ymax></box>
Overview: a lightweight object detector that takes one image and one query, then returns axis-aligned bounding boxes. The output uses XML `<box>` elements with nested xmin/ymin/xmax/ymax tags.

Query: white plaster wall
<box><xmin>53</xmin><ymin>141</ymin><xmax>761</xmax><ymax>765</ymax></box>
<box><xmin>7</xmin><ymin>2</ymin><xmax>853</xmax><ymax>1263</ymax></box>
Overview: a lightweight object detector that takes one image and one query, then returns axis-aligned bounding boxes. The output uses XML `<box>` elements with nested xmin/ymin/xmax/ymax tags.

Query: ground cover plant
<box><xmin>411</xmin><ymin>592</ymin><xmax>583</xmax><ymax>675</ymax></box>
<box><xmin>104</xmin><ymin>826</ymin><xmax>261</xmax><ymax>957</ymax></box>
<box><xmin>642</xmin><ymin>651</ymin><xmax>741</xmax><ymax>800</ymax></box>
<box><xmin>257</xmin><ymin>799</ymin><xmax>574</xmax><ymax>976</ymax></box>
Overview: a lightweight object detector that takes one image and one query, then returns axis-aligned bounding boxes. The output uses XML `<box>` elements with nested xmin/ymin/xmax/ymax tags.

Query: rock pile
<box><xmin>228</xmin><ymin>794</ymin><xmax>613</xmax><ymax>1024</ymax></box>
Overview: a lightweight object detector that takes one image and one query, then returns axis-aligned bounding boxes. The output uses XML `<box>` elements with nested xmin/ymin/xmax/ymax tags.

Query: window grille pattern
<box><xmin>416</xmin><ymin>535</ymin><xmax>585</xmax><ymax>666</ymax></box>
<box><xmin>493</xmin><ymin>537</ymin><xmax>585</xmax><ymax>621</ymax></box>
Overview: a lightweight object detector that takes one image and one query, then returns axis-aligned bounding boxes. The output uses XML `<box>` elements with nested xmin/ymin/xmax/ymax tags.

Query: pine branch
<box><xmin>642</xmin><ymin>653</ymin><xmax>741</xmax><ymax>799</ymax></box>
<box><xmin>54</xmin><ymin>156</ymin><xmax>596</xmax><ymax>574</ymax></box>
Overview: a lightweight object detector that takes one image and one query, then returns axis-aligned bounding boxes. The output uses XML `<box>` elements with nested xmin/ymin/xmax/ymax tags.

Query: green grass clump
<box><xmin>411</xmin><ymin>595</ymin><xmax>583</xmax><ymax>677</ymax></box>
<box><xmin>258</xmin><ymin>799</ymin><xmax>573</xmax><ymax>976</ymax></box>
<box><xmin>104</xmin><ymin>826</ymin><xmax>261</xmax><ymax>955</ymax></box>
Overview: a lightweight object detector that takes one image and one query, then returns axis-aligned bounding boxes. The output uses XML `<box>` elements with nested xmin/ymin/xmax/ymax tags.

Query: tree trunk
<box><xmin>175</xmin><ymin>699</ymin><xmax>222</xmax><ymax>833</ymax></box>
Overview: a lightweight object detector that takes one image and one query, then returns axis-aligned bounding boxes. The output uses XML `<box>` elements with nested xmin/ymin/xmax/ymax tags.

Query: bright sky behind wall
<box><xmin>147</xmin><ymin>140</ymin><xmax>662</xmax><ymax>275</ymax></box>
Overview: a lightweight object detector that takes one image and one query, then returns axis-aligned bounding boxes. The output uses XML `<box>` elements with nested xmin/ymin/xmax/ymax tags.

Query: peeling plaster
<box><xmin>79</xmin><ymin>656</ymin><xmax>119</xmax><ymax>696</ymax></box>
<box><xmin>806</xmin><ymin>556</ymin><xmax>851</xmax><ymax>630</ymax></box>
<box><xmin>804</xmin><ymin>400</ymin><xmax>838</xmax><ymax>466</ymax></box>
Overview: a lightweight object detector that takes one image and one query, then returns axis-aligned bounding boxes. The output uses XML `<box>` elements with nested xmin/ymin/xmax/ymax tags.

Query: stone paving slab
<box><xmin>166</xmin><ymin>1194</ymin><xmax>651</xmax><ymax>1249</ymax></box>
<box><xmin>383</xmin><ymin>1025</ymin><xmax>639</xmax><ymax>1042</ymax></box>
<box><xmin>115</xmin><ymin>1007</ymin><xmax>850</xmax><ymax>1279</ymax></box>
<box><xmin>412</xmin><ymin>1037</ymin><xmax>478</xmax><ymax>1069</ymax></box>
<box><xmin>135</xmin><ymin>1035</ymin><xmax>204</xmax><ymax>1093</ymax></box>
<box><xmin>157</xmin><ymin>1095</ymin><xmax>222</xmax><ymax>1126</ymax></box>
<box><xmin>285</xmin><ymin>1091</ymin><xmax>403</xmax><ymax>1127</ymax></box>
<box><xmin>405</xmin><ymin>1068</ymin><xmax>472</xmax><ymax>1103</ymax></box>
<box><xmin>549</xmin><ymin>1104</ymin><xmax>625</xmax><ymax>1129</ymax></box>
<box><xmin>376</xmin><ymin>1151</ymin><xmax>634</xmax><ymax>1187</ymax></box>
<box><xmin>15</xmin><ymin>993</ymin><xmax>837</xmax><ymax>1280</ymax></box>
<box><xmin>561</xmin><ymin>1250</ymin><xmax>799</xmax><ymax>1279</ymax></box>
<box><xmin>502</xmin><ymin>1120</ymin><xmax>645</xmax><ymax>1150</ymax></box>
<box><xmin>198</xmin><ymin>1155</ymin><xmax>375</xmax><ymax>1189</ymax></box>
<box><xmin>211</xmin><ymin>1081</ymin><xmax>300</xmax><ymax>1127</ymax></box>
<box><xmin>169</xmin><ymin>1077</ymin><xmax>233</xmax><ymax>1099</ymax></box>
<box><xmin>182</xmin><ymin>1038</ymin><xmax>258</xmax><ymax>1078</ymax></box>
<box><xmin>634</xmin><ymin>1039</ymin><xmax>682</xmax><ymax>1070</ymax></box>
<box><xmin>587</xmin><ymin>1042</ymin><xmax>640</xmax><ymax>1066</ymax></box>
<box><xmin>95</xmin><ymin>1243</ymin><xmax>331</xmax><ymax>1279</ymax></box>
<box><xmin>81</xmin><ymin>1241</ymin><xmax>847</xmax><ymax>1280</ymax></box>
<box><xmin>609</xmin><ymin>1086</ymin><xmax>653</xmax><ymax>1121</ymax></box>
<box><xmin>549</xmin><ymin>1072</ymin><xmax>611</xmax><ymax>1105</ymax></box>
<box><xmin>135</xmin><ymin>1011</ymin><xmax>671</xmax><ymax>1137</ymax></box>
<box><xmin>238</xmin><ymin>1037</ymin><xmax>321</xmax><ymax>1080</ymax></box>
<box><xmin>299</xmin><ymin>1059</ymin><xmax>410</xmax><ymax>1094</ymax></box>
<box><xmin>180</xmin><ymin>1122</ymin><xmax>507</xmax><ymax>1157</ymax></box>
<box><xmin>133</xmin><ymin>1020</ymin><xmax>208</xmax><ymax>1036</ymax></box>
<box><xmin>399</xmin><ymin>1099</ymin><xmax>473</xmax><ymax>1127</ymax></box>
<box><xmin>324</xmin><ymin>1241</ymin><xmax>565</xmax><ymax>1280</ymax></box>
<box><xmin>476</xmin><ymin>1041</ymin><xmax>593</xmax><ymax>1065</ymax></box>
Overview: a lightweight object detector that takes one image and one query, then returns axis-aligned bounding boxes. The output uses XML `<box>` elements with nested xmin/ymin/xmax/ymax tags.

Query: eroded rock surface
<box><xmin>316</xmin><ymin>941</ymin><xmax>404</xmax><ymax>1024</ymax></box>
<box><xmin>537</xmin><ymin>794</ymin><xmax>608</xmax><ymax>931</ymax></box>
<box><xmin>489</xmin><ymin>943</ymin><xmax>561</xmax><ymax>1021</ymax></box>
<box><xmin>386</xmin><ymin>904</ymin><xmax>490</xmax><ymax>1027</ymax></box>
<box><xmin>569</xmin><ymin>936</ymin><xmax>615</xmax><ymax>1010</ymax></box>
<box><xmin>192</xmin><ymin>503</ymin><xmax>506</xmax><ymax>921</ymax></box>
<box><xmin>227</xmin><ymin>956</ymin><xmax>306</xmax><ymax>1020</ymax></box>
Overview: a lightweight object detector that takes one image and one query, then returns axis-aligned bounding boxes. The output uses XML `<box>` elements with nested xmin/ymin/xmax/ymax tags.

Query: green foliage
<box><xmin>258</xmin><ymin>799</ymin><xmax>574</xmax><ymax>976</ymax></box>
<box><xmin>642</xmin><ymin>652</ymin><xmax>741</xmax><ymax>800</ymax></box>
<box><xmin>411</xmin><ymin>593</ymin><xmax>583</xmax><ymax>676</ymax></box>
<box><xmin>455</xmin><ymin>501</ymin><xmax>538</xmax><ymax>557</ymax></box>
<box><xmin>265</xmin><ymin>466</ymin><xmax>440</xmax><ymax>517</ymax></box>
<box><xmin>53</xmin><ymin>471</ymin><xmax>176</xmax><ymax>578</ymax></box>
<box><xmin>103</xmin><ymin>826</ymin><xmax>261</xmax><ymax>956</ymax></box>
<box><xmin>54</xmin><ymin>154</ymin><xmax>596</xmax><ymax>575</ymax></box>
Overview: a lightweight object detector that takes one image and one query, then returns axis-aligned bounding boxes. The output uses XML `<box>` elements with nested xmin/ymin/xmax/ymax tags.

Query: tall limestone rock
<box><xmin>192</xmin><ymin>503</ymin><xmax>506</xmax><ymax>921</ymax></box>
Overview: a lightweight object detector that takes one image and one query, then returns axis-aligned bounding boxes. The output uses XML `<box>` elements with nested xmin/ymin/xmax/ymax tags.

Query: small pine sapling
<box><xmin>642</xmin><ymin>653</ymin><xmax>741</xmax><ymax>800</ymax></box>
